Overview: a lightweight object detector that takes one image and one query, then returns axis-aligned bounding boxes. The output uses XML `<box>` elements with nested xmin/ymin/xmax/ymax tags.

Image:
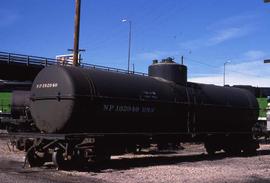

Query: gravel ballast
<box><xmin>1</xmin><ymin>137</ymin><xmax>270</xmax><ymax>183</ymax></box>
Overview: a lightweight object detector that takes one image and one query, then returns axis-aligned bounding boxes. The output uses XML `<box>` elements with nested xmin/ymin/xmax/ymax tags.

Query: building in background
<box><xmin>56</xmin><ymin>54</ymin><xmax>81</xmax><ymax>66</ymax></box>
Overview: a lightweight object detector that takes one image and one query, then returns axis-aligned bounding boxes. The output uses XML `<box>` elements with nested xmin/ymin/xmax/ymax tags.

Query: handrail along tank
<box><xmin>30</xmin><ymin>62</ymin><xmax>259</xmax><ymax>134</ymax></box>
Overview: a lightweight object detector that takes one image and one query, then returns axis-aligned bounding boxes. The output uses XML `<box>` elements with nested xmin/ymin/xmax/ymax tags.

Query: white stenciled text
<box><xmin>36</xmin><ymin>83</ymin><xmax>58</xmax><ymax>89</ymax></box>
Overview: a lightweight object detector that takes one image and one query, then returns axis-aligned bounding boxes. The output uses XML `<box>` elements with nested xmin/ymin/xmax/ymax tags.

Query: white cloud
<box><xmin>207</xmin><ymin>14</ymin><xmax>259</xmax><ymax>30</ymax></box>
<box><xmin>189</xmin><ymin>59</ymin><xmax>270</xmax><ymax>87</ymax></box>
<box><xmin>229</xmin><ymin>61</ymin><xmax>270</xmax><ymax>75</ymax></box>
<box><xmin>207</xmin><ymin>27</ymin><xmax>250</xmax><ymax>46</ymax></box>
<box><xmin>180</xmin><ymin>13</ymin><xmax>257</xmax><ymax>50</ymax></box>
<box><xmin>189</xmin><ymin>74</ymin><xmax>270</xmax><ymax>87</ymax></box>
<box><xmin>180</xmin><ymin>26</ymin><xmax>253</xmax><ymax>49</ymax></box>
<box><xmin>243</xmin><ymin>50</ymin><xmax>266</xmax><ymax>60</ymax></box>
<box><xmin>189</xmin><ymin>75</ymin><xmax>223</xmax><ymax>86</ymax></box>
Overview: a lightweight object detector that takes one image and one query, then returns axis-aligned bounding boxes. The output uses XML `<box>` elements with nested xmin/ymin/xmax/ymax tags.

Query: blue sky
<box><xmin>1</xmin><ymin>0</ymin><xmax>270</xmax><ymax>86</ymax></box>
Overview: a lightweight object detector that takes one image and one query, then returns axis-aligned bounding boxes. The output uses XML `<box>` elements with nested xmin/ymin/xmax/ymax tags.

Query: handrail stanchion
<box><xmin>8</xmin><ymin>53</ymin><xmax>10</xmax><ymax>64</ymax></box>
<box><xmin>27</xmin><ymin>56</ymin><xmax>30</xmax><ymax>66</ymax></box>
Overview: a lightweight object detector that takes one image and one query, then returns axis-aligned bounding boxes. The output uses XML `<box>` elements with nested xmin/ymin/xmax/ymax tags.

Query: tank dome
<box><xmin>148</xmin><ymin>57</ymin><xmax>187</xmax><ymax>85</ymax></box>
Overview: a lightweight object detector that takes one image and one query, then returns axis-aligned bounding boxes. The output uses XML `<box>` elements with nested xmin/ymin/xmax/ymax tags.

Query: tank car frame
<box><xmin>7</xmin><ymin>130</ymin><xmax>258</xmax><ymax>169</ymax></box>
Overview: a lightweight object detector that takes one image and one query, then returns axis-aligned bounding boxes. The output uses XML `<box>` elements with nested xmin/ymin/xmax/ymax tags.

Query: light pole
<box><xmin>223</xmin><ymin>61</ymin><xmax>231</xmax><ymax>86</ymax></box>
<box><xmin>122</xmin><ymin>19</ymin><xmax>132</xmax><ymax>73</ymax></box>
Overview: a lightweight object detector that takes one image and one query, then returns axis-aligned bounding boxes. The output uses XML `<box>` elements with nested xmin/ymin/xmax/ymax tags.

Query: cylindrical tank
<box><xmin>30</xmin><ymin>66</ymin><xmax>189</xmax><ymax>133</ymax></box>
<box><xmin>30</xmin><ymin>65</ymin><xmax>259</xmax><ymax>134</ymax></box>
<box><xmin>192</xmin><ymin>83</ymin><xmax>258</xmax><ymax>132</ymax></box>
<box><xmin>148</xmin><ymin>58</ymin><xmax>187</xmax><ymax>85</ymax></box>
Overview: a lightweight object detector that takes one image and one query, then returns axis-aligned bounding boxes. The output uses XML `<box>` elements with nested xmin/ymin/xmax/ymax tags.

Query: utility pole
<box><xmin>73</xmin><ymin>0</ymin><xmax>81</xmax><ymax>66</ymax></box>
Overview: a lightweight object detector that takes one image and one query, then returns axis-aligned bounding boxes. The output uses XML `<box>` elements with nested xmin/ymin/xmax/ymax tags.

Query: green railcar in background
<box><xmin>0</xmin><ymin>92</ymin><xmax>11</xmax><ymax>113</ymax></box>
<box><xmin>257</xmin><ymin>98</ymin><xmax>268</xmax><ymax>119</ymax></box>
<box><xmin>253</xmin><ymin>97</ymin><xmax>269</xmax><ymax>136</ymax></box>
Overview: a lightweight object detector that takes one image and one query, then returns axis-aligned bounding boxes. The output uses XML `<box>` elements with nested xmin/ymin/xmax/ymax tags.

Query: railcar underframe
<box><xmin>5</xmin><ymin>131</ymin><xmax>259</xmax><ymax>169</ymax></box>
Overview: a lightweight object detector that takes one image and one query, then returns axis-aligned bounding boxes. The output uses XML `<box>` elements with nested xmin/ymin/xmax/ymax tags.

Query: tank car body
<box><xmin>0</xmin><ymin>90</ymin><xmax>30</xmax><ymax>119</ymax></box>
<box><xmin>0</xmin><ymin>90</ymin><xmax>36</xmax><ymax>132</ymax></box>
<box><xmin>11</xmin><ymin>90</ymin><xmax>30</xmax><ymax>118</ymax></box>
<box><xmin>0</xmin><ymin>80</ymin><xmax>31</xmax><ymax>119</ymax></box>
<box><xmin>25</xmin><ymin>60</ymin><xmax>259</xmax><ymax>168</ymax></box>
<box><xmin>30</xmin><ymin>61</ymin><xmax>258</xmax><ymax>134</ymax></box>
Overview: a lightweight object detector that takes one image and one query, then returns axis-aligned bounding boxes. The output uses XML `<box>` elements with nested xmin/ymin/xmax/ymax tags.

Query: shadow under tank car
<box><xmin>28</xmin><ymin>57</ymin><xmax>259</xmax><ymax>168</ymax></box>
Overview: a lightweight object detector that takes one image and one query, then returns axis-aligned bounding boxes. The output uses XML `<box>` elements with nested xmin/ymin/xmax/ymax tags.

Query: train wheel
<box><xmin>204</xmin><ymin>136</ymin><xmax>221</xmax><ymax>156</ymax></box>
<box><xmin>92</xmin><ymin>153</ymin><xmax>111</xmax><ymax>163</ymax></box>
<box><xmin>92</xmin><ymin>145</ymin><xmax>111</xmax><ymax>163</ymax></box>
<box><xmin>52</xmin><ymin>150</ymin><xmax>70</xmax><ymax>170</ymax></box>
<box><xmin>242</xmin><ymin>140</ymin><xmax>258</xmax><ymax>156</ymax></box>
<box><xmin>204</xmin><ymin>141</ymin><xmax>216</xmax><ymax>156</ymax></box>
<box><xmin>223</xmin><ymin>146</ymin><xmax>241</xmax><ymax>156</ymax></box>
<box><xmin>27</xmin><ymin>149</ymin><xmax>45</xmax><ymax>167</ymax></box>
<box><xmin>15</xmin><ymin>138</ymin><xmax>25</xmax><ymax>151</ymax></box>
<box><xmin>243</xmin><ymin>147</ymin><xmax>257</xmax><ymax>156</ymax></box>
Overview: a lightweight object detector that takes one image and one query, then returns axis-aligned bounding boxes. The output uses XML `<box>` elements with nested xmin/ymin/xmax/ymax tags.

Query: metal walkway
<box><xmin>0</xmin><ymin>51</ymin><xmax>146</xmax><ymax>81</ymax></box>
